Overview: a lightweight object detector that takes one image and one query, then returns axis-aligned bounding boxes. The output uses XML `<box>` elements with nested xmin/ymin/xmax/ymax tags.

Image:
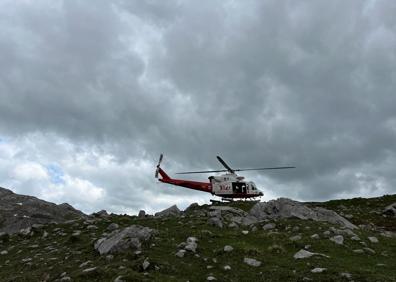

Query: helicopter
<box><xmin>155</xmin><ymin>154</ymin><xmax>295</xmax><ymax>200</ymax></box>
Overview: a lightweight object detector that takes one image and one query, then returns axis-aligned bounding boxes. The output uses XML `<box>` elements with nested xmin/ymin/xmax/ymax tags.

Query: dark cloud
<box><xmin>0</xmin><ymin>0</ymin><xmax>395</xmax><ymax>213</ymax></box>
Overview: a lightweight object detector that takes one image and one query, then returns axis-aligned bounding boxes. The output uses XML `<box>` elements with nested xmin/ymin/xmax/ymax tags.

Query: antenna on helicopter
<box><xmin>155</xmin><ymin>153</ymin><xmax>163</xmax><ymax>178</ymax></box>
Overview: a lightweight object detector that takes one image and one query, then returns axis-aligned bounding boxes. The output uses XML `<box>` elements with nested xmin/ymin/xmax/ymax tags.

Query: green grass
<box><xmin>0</xmin><ymin>195</ymin><xmax>395</xmax><ymax>281</ymax></box>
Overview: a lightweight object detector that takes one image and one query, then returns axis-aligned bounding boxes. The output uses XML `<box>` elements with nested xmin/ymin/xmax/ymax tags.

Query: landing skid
<box><xmin>210</xmin><ymin>197</ymin><xmax>261</xmax><ymax>204</ymax></box>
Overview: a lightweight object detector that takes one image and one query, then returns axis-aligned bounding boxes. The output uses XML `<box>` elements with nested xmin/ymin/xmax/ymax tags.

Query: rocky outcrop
<box><xmin>250</xmin><ymin>198</ymin><xmax>357</xmax><ymax>229</ymax></box>
<box><xmin>0</xmin><ymin>187</ymin><xmax>86</xmax><ymax>234</ymax></box>
<box><xmin>383</xmin><ymin>202</ymin><xmax>396</xmax><ymax>217</ymax></box>
<box><xmin>155</xmin><ymin>205</ymin><xmax>181</xmax><ymax>217</ymax></box>
<box><xmin>94</xmin><ymin>225</ymin><xmax>157</xmax><ymax>255</ymax></box>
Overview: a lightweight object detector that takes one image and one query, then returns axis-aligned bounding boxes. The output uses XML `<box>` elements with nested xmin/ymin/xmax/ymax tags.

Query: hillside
<box><xmin>0</xmin><ymin>190</ymin><xmax>395</xmax><ymax>282</ymax></box>
<box><xmin>0</xmin><ymin>187</ymin><xmax>85</xmax><ymax>235</ymax></box>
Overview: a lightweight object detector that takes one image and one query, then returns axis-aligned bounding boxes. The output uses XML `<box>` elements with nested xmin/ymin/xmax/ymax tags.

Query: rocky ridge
<box><xmin>0</xmin><ymin>188</ymin><xmax>395</xmax><ymax>281</ymax></box>
<box><xmin>0</xmin><ymin>187</ymin><xmax>86</xmax><ymax>234</ymax></box>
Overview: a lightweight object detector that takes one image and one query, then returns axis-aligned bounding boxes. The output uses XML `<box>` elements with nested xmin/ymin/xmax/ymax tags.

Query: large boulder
<box><xmin>383</xmin><ymin>202</ymin><xmax>396</xmax><ymax>217</ymax></box>
<box><xmin>0</xmin><ymin>187</ymin><xmax>86</xmax><ymax>234</ymax></box>
<box><xmin>155</xmin><ymin>205</ymin><xmax>181</xmax><ymax>217</ymax></box>
<box><xmin>94</xmin><ymin>225</ymin><xmax>157</xmax><ymax>255</ymax></box>
<box><xmin>250</xmin><ymin>198</ymin><xmax>357</xmax><ymax>229</ymax></box>
<box><xmin>209</xmin><ymin>206</ymin><xmax>248</xmax><ymax>217</ymax></box>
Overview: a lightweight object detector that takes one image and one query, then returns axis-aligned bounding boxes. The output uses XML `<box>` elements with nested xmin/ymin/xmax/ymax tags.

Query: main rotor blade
<box><xmin>176</xmin><ymin>169</ymin><xmax>228</xmax><ymax>175</ymax></box>
<box><xmin>234</xmin><ymin>166</ymin><xmax>296</xmax><ymax>172</ymax></box>
<box><xmin>216</xmin><ymin>156</ymin><xmax>235</xmax><ymax>173</ymax></box>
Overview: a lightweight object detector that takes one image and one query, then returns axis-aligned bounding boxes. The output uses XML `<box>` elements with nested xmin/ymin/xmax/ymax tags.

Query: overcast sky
<box><xmin>1</xmin><ymin>0</ymin><xmax>395</xmax><ymax>214</ymax></box>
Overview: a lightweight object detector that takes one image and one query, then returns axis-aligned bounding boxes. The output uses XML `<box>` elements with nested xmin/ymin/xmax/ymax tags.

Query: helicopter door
<box><xmin>232</xmin><ymin>182</ymin><xmax>247</xmax><ymax>194</ymax></box>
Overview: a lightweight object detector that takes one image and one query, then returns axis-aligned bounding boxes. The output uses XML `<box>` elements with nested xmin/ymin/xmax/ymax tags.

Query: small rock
<box><xmin>363</xmin><ymin>247</ymin><xmax>376</xmax><ymax>254</ymax></box>
<box><xmin>224</xmin><ymin>245</ymin><xmax>233</xmax><ymax>252</ymax></box>
<box><xmin>311</xmin><ymin>234</ymin><xmax>319</xmax><ymax>239</ymax></box>
<box><xmin>106</xmin><ymin>255</ymin><xmax>114</xmax><ymax>261</ymax></box>
<box><xmin>242</xmin><ymin>230</ymin><xmax>249</xmax><ymax>235</ymax></box>
<box><xmin>351</xmin><ymin>235</ymin><xmax>360</xmax><ymax>241</ymax></box>
<box><xmin>330</xmin><ymin>235</ymin><xmax>344</xmax><ymax>245</ymax></box>
<box><xmin>207</xmin><ymin>276</ymin><xmax>216</xmax><ymax>281</ymax></box>
<box><xmin>93</xmin><ymin>210</ymin><xmax>108</xmax><ymax>217</ymax></box>
<box><xmin>155</xmin><ymin>205</ymin><xmax>181</xmax><ymax>217</ymax></box>
<box><xmin>262</xmin><ymin>223</ymin><xmax>276</xmax><ymax>230</ymax></box>
<box><xmin>290</xmin><ymin>235</ymin><xmax>302</xmax><ymax>241</ymax></box>
<box><xmin>60</xmin><ymin>277</ymin><xmax>72</xmax><ymax>282</ymax></box>
<box><xmin>142</xmin><ymin>258</ymin><xmax>150</xmax><ymax>270</ymax></box>
<box><xmin>311</xmin><ymin>268</ymin><xmax>326</xmax><ymax>273</ymax></box>
<box><xmin>0</xmin><ymin>250</ymin><xmax>8</xmax><ymax>255</ymax></box>
<box><xmin>82</xmin><ymin>267</ymin><xmax>97</xmax><ymax>273</ymax></box>
<box><xmin>71</xmin><ymin>230</ymin><xmax>81</xmax><ymax>237</ymax></box>
<box><xmin>114</xmin><ymin>276</ymin><xmax>125</xmax><ymax>282</ymax></box>
<box><xmin>353</xmin><ymin>249</ymin><xmax>364</xmax><ymax>254</ymax></box>
<box><xmin>79</xmin><ymin>260</ymin><xmax>92</xmax><ymax>268</ymax></box>
<box><xmin>208</xmin><ymin>217</ymin><xmax>223</xmax><ymax>228</ymax></box>
<box><xmin>340</xmin><ymin>272</ymin><xmax>352</xmax><ymax>279</ymax></box>
<box><xmin>294</xmin><ymin>249</ymin><xmax>315</xmax><ymax>259</ymax></box>
<box><xmin>138</xmin><ymin>210</ymin><xmax>146</xmax><ymax>217</ymax></box>
<box><xmin>323</xmin><ymin>230</ymin><xmax>331</xmax><ymax>237</ymax></box>
<box><xmin>107</xmin><ymin>223</ymin><xmax>119</xmax><ymax>231</ymax></box>
<box><xmin>292</xmin><ymin>226</ymin><xmax>300</xmax><ymax>232</ymax></box>
<box><xmin>176</xmin><ymin>250</ymin><xmax>186</xmax><ymax>257</ymax></box>
<box><xmin>224</xmin><ymin>265</ymin><xmax>231</xmax><ymax>270</ymax></box>
<box><xmin>368</xmin><ymin>236</ymin><xmax>378</xmax><ymax>243</ymax></box>
<box><xmin>243</xmin><ymin>257</ymin><xmax>261</xmax><ymax>267</ymax></box>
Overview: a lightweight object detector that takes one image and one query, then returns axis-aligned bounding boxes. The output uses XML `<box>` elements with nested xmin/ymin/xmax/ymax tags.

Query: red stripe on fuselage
<box><xmin>159</xmin><ymin>178</ymin><xmax>212</xmax><ymax>193</ymax></box>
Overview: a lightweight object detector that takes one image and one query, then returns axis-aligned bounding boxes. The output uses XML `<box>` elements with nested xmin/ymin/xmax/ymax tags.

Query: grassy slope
<box><xmin>0</xmin><ymin>195</ymin><xmax>395</xmax><ymax>282</ymax></box>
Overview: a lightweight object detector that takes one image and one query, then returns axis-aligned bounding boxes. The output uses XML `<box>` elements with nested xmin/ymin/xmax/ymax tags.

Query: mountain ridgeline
<box><xmin>0</xmin><ymin>187</ymin><xmax>395</xmax><ymax>281</ymax></box>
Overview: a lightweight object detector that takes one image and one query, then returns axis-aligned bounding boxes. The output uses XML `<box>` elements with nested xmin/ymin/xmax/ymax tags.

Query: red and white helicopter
<box><xmin>155</xmin><ymin>154</ymin><xmax>295</xmax><ymax>200</ymax></box>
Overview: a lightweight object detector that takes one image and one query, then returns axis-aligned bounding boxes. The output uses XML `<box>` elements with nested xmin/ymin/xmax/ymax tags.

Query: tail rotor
<box><xmin>155</xmin><ymin>154</ymin><xmax>163</xmax><ymax>178</ymax></box>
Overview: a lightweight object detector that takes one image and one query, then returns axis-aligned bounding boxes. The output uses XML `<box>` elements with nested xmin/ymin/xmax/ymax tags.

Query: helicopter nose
<box><xmin>259</xmin><ymin>192</ymin><xmax>263</xmax><ymax>196</ymax></box>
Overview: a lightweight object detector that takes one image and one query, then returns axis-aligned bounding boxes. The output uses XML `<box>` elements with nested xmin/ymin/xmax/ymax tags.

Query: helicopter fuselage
<box><xmin>157</xmin><ymin>167</ymin><xmax>263</xmax><ymax>198</ymax></box>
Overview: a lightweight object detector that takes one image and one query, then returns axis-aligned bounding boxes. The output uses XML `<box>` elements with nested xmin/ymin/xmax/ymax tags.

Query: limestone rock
<box><xmin>209</xmin><ymin>206</ymin><xmax>248</xmax><ymax>217</ymax></box>
<box><xmin>294</xmin><ymin>249</ymin><xmax>315</xmax><ymax>259</ymax></box>
<box><xmin>208</xmin><ymin>217</ymin><xmax>223</xmax><ymax>228</ymax></box>
<box><xmin>92</xmin><ymin>210</ymin><xmax>108</xmax><ymax>218</ymax></box>
<box><xmin>383</xmin><ymin>202</ymin><xmax>396</xmax><ymax>217</ymax></box>
<box><xmin>142</xmin><ymin>258</ymin><xmax>150</xmax><ymax>270</ymax></box>
<box><xmin>262</xmin><ymin>223</ymin><xmax>276</xmax><ymax>230</ymax></box>
<box><xmin>311</xmin><ymin>268</ymin><xmax>326</xmax><ymax>273</ymax></box>
<box><xmin>138</xmin><ymin>210</ymin><xmax>146</xmax><ymax>218</ymax></box>
<box><xmin>155</xmin><ymin>205</ymin><xmax>181</xmax><ymax>217</ymax></box>
<box><xmin>311</xmin><ymin>234</ymin><xmax>319</xmax><ymax>239</ymax></box>
<box><xmin>250</xmin><ymin>198</ymin><xmax>357</xmax><ymax>229</ymax></box>
<box><xmin>184</xmin><ymin>237</ymin><xmax>198</xmax><ymax>252</ymax></box>
<box><xmin>175</xmin><ymin>250</ymin><xmax>186</xmax><ymax>257</ymax></box>
<box><xmin>224</xmin><ymin>245</ymin><xmax>234</xmax><ymax>252</ymax></box>
<box><xmin>294</xmin><ymin>249</ymin><xmax>328</xmax><ymax>259</ymax></box>
<box><xmin>185</xmin><ymin>203</ymin><xmax>199</xmax><ymax>212</ymax></box>
<box><xmin>0</xmin><ymin>187</ymin><xmax>85</xmax><ymax>234</ymax></box>
<box><xmin>107</xmin><ymin>223</ymin><xmax>119</xmax><ymax>231</ymax></box>
<box><xmin>243</xmin><ymin>257</ymin><xmax>261</xmax><ymax>267</ymax></box>
<box><xmin>94</xmin><ymin>225</ymin><xmax>156</xmax><ymax>255</ymax></box>
<box><xmin>290</xmin><ymin>235</ymin><xmax>302</xmax><ymax>241</ymax></box>
<box><xmin>368</xmin><ymin>236</ymin><xmax>378</xmax><ymax>243</ymax></box>
<box><xmin>330</xmin><ymin>235</ymin><xmax>344</xmax><ymax>245</ymax></box>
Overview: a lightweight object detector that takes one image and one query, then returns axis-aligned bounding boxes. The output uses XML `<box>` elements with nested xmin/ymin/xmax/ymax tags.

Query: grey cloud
<box><xmin>0</xmin><ymin>0</ymin><xmax>396</xmax><ymax>213</ymax></box>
